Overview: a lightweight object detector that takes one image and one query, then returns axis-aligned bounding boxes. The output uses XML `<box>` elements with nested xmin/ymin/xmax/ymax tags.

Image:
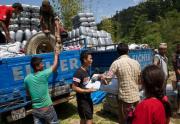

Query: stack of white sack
<box><xmin>129</xmin><ymin>43</ymin><xmax>149</xmax><ymax>50</ymax></box>
<box><xmin>7</xmin><ymin>4</ymin><xmax>40</xmax><ymax>43</ymax></box>
<box><xmin>0</xmin><ymin>42</ymin><xmax>25</xmax><ymax>58</ymax></box>
<box><xmin>72</xmin><ymin>13</ymin><xmax>97</xmax><ymax>30</ymax></box>
<box><xmin>66</xmin><ymin>12</ymin><xmax>113</xmax><ymax>50</ymax></box>
<box><xmin>8</xmin><ymin>27</ymin><xmax>39</xmax><ymax>43</ymax></box>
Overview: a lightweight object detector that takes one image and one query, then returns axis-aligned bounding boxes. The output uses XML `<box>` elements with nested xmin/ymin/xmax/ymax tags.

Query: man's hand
<box><xmin>54</xmin><ymin>46</ymin><xmax>60</xmax><ymax>56</ymax></box>
<box><xmin>99</xmin><ymin>74</ymin><xmax>110</xmax><ymax>85</ymax></box>
<box><xmin>6</xmin><ymin>34</ymin><xmax>12</xmax><ymax>43</ymax></box>
<box><xmin>51</xmin><ymin>47</ymin><xmax>59</xmax><ymax>72</ymax></box>
<box><xmin>99</xmin><ymin>74</ymin><xmax>106</xmax><ymax>80</ymax></box>
<box><xmin>86</xmin><ymin>88</ymin><xmax>96</xmax><ymax>93</ymax></box>
<box><xmin>72</xmin><ymin>83</ymin><xmax>96</xmax><ymax>93</ymax></box>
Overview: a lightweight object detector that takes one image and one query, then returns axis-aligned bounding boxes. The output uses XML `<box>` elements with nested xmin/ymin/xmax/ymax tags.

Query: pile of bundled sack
<box><xmin>0</xmin><ymin>4</ymin><xmax>41</xmax><ymax>58</ymax></box>
<box><xmin>67</xmin><ymin>12</ymin><xmax>113</xmax><ymax>50</ymax></box>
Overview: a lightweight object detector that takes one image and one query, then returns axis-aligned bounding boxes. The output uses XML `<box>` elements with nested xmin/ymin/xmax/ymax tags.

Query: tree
<box><xmin>98</xmin><ymin>18</ymin><xmax>115</xmax><ymax>41</ymax></box>
<box><xmin>59</xmin><ymin>0</ymin><xmax>81</xmax><ymax>30</ymax></box>
<box><xmin>160</xmin><ymin>10</ymin><xmax>180</xmax><ymax>46</ymax></box>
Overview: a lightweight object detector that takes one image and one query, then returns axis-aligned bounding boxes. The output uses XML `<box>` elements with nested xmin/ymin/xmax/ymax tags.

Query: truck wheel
<box><xmin>25</xmin><ymin>32</ymin><xmax>56</xmax><ymax>55</ymax></box>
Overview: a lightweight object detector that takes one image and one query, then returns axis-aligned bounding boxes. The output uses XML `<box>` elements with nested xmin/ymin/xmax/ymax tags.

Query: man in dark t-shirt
<box><xmin>72</xmin><ymin>51</ymin><xmax>95</xmax><ymax>124</ymax></box>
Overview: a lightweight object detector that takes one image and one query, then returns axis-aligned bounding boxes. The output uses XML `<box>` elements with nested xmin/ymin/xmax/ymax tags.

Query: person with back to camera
<box><xmin>24</xmin><ymin>48</ymin><xmax>60</xmax><ymax>124</ymax></box>
<box><xmin>132</xmin><ymin>65</ymin><xmax>172</xmax><ymax>124</ymax></box>
<box><xmin>100</xmin><ymin>43</ymin><xmax>141</xmax><ymax>124</ymax></box>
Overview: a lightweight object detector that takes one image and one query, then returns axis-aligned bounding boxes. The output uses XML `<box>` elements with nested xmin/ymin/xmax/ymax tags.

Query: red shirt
<box><xmin>132</xmin><ymin>98</ymin><xmax>166</xmax><ymax>124</ymax></box>
<box><xmin>0</xmin><ymin>5</ymin><xmax>14</xmax><ymax>27</ymax></box>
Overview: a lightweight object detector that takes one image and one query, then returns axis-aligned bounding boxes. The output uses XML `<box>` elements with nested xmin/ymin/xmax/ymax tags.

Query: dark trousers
<box><xmin>0</xmin><ymin>31</ymin><xmax>6</xmax><ymax>44</ymax></box>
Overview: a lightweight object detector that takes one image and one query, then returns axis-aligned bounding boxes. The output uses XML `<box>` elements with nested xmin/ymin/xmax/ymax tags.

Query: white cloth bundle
<box><xmin>0</xmin><ymin>42</ymin><xmax>25</xmax><ymax>58</ymax></box>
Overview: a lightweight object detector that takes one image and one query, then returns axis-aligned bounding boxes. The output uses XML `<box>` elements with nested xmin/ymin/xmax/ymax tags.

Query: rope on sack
<box><xmin>0</xmin><ymin>44</ymin><xmax>21</xmax><ymax>55</ymax></box>
<box><xmin>54</xmin><ymin>16</ymin><xmax>62</xmax><ymax>53</ymax></box>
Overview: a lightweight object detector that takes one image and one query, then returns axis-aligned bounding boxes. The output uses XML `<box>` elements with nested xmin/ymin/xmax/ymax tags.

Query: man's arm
<box><xmin>72</xmin><ymin>83</ymin><xmax>94</xmax><ymax>93</ymax></box>
<box><xmin>99</xmin><ymin>61</ymin><xmax>117</xmax><ymax>84</ymax></box>
<box><xmin>153</xmin><ymin>56</ymin><xmax>160</xmax><ymax>66</ymax></box>
<box><xmin>0</xmin><ymin>21</ymin><xmax>11</xmax><ymax>42</ymax></box>
<box><xmin>51</xmin><ymin>49</ymin><xmax>59</xmax><ymax>72</ymax></box>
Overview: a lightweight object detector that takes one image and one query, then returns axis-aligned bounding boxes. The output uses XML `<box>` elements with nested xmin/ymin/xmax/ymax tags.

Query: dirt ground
<box><xmin>4</xmin><ymin>71</ymin><xmax>180</xmax><ymax>124</ymax></box>
<box><xmin>8</xmin><ymin>97</ymin><xmax>180</xmax><ymax>124</ymax></box>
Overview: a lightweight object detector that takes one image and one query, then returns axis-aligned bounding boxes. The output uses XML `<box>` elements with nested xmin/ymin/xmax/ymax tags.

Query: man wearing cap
<box><xmin>153</xmin><ymin>43</ymin><xmax>168</xmax><ymax>81</ymax></box>
<box><xmin>24</xmin><ymin>49</ymin><xmax>59</xmax><ymax>124</ymax></box>
<box><xmin>0</xmin><ymin>3</ymin><xmax>23</xmax><ymax>43</ymax></box>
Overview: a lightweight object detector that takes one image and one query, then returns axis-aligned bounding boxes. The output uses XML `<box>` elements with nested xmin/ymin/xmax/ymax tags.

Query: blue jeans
<box><xmin>32</xmin><ymin>105</ymin><xmax>59</xmax><ymax>124</ymax></box>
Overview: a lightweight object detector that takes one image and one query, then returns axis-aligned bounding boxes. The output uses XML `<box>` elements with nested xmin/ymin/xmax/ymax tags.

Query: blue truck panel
<box><xmin>0</xmin><ymin>46</ymin><xmax>153</xmax><ymax>114</ymax></box>
<box><xmin>90</xmin><ymin>49</ymin><xmax>153</xmax><ymax>74</ymax></box>
<box><xmin>0</xmin><ymin>50</ymin><xmax>81</xmax><ymax>113</ymax></box>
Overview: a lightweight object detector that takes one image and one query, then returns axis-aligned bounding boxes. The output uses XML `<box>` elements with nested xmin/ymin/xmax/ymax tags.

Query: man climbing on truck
<box><xmin>24</xmin><ymin>48</ymin><xmax>60</xmax><ymax>124</ymax></box>
<box><xmin>40</xmin><ymin>0</ymin><xmax>68</xmax><ymax>42</ymax></box>
<box><xmin>0</xmin><ymin>3</ymin><xmax>23</xmax><ymax>44</ymax></box>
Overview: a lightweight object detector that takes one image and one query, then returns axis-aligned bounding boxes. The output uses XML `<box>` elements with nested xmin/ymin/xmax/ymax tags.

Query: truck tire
<box><xmin>25</xmin><ymin>32</ymin><xmax>55</xmax><ymax>55</ymax></box>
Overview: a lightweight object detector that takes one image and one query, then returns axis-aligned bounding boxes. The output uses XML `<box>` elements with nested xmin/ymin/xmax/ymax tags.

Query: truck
<box><xmin>0</xmin><ymin>38</ymin><xmax>153</xmax><ymax>122</ymax></box>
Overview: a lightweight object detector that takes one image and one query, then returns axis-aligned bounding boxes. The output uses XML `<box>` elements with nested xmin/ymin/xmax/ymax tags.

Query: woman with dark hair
<box><xmin>132</xmin><ymin>65</ymin><xmax>171</xmax><ymax>124</ymax></box>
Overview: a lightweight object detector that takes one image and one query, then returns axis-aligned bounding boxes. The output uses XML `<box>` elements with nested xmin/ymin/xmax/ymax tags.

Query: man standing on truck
<box><xmin>0</xmin><ymin>3</ymin><xmax>23</xmax><ymax>43</ymax></box>
<box><xmin>100</xmin><ymin>43</ymin><xmax>141</xmax><ymax>124</ymax></box>
<box><xmin>72</xmin><ymin>51</ymin><xmax>95</xmax><ymax>124</ymax></box>
<box><xmin>40</xmin><ymin>0</ymin><xmax>68</xmax><ymax>42</ymax></box>
<box><xmin>24</xmin><ymin>49</ymin><xmax>59</xmax><ymax>124</ymax></box>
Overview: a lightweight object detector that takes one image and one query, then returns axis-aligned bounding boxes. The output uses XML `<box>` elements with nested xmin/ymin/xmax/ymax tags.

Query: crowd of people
<box><xmin>24</xmin><ymin>42</ymin><xmax>180</xmax><ymax>124</ymax></box>
<box><xmin>1</xmin><ymin>1</ymin><xmax>180</xmax><ymax>124</ymax></box>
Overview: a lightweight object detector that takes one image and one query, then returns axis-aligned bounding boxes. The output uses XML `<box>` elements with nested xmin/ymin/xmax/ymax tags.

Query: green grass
<box><xmin>2</xmin><ymin>98</ymin><xmax>180</xmax><ymax>124</ymax></box>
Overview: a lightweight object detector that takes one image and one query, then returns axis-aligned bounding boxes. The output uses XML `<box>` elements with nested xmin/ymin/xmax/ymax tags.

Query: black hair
<box><xmin>12</xmin><ymin>3</ymin><xmax>23</xmax><ymax>11</ymax></box>
<box><xmin>117</xmin><ymin>43</ymin><xmax>129</xmax><ymax>56</ymax></box>
<box><xmin>40</xmin><ymin>1</ymin><xmax>54</xmax><ymax>16</ymax></box>
<box><xmin>80</xmin><ymin>51</ymin><xmax>91</xmax><ymax>64</ymax></box>
<box><xmin>30</xmin><ymin>57</ymin><xmax>43</xmax><ymax>70</ymax></box>
<box><xmin>142</xmin><ymin>65</ymin><xmax>172</xmax><ymax>118</ymax></box>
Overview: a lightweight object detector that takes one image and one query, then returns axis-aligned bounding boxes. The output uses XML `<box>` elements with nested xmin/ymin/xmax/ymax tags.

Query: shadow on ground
<box><xmin>55</xmin><ymin>102</ymin><xmax>78</xmax><ymax>120</ymax></box>
<box><xmin>95</xmin><ymin>109</ymin><xmax>118</xmax><ymax>123</ymax></box>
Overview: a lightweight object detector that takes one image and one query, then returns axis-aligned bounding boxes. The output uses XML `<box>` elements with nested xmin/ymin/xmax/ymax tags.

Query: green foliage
<box><xmin>97</xmin><ymin>0</ymin><xmax>180</xmax><ymax>67</ymax></box>
<box><xmin>59</xmin><ymin>0</ymin><xmax>81</xmax><ymax>30</ymax></box>
<box><xmin>98</xmin><ymin>18</ymin><xmax>116</xmax><ymax>41</ymax></box>
<box><xmin>98</xmin><ymin>0</ymin><xmax>180</xmax><ymax>46</ymax></box>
